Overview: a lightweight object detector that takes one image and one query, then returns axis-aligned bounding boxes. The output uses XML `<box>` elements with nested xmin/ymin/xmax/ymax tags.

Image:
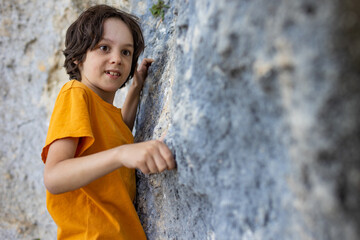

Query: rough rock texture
<box><xmin>0</xmin><ymin>1</ymin><xmax>63</xmax><ymax>238</ymax></box>
<box><xmin>134</xmin><ymin>0</ymin><xmax>360</xmax><ymax>239</ymax></box>
<box><xmin>0</xmin><ymin>0</ymin><xmax>359</xmax><ymax>239</ymax></box>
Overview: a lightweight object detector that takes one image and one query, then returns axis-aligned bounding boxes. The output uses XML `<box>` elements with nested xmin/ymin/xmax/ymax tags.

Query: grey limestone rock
<box><xmin>134</xmin><ymin>0</ymin><xmax>360</xmax><ymax>239</ymax></box>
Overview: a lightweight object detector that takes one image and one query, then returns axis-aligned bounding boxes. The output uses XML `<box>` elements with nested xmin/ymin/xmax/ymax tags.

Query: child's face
<box><xmin>78</xmin><ymin>18</ymin><xmax>134</xmax><ymax>102</ymax></box>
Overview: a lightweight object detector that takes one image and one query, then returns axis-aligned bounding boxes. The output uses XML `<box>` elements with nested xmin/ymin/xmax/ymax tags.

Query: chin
<box><xmin>104</xmin><ymin>86</ymin><xmax>122</xmax><ymax>93</ymax></box>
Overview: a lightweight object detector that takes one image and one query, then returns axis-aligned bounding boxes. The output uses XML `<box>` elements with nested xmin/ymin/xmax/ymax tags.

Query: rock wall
<box><xmin>0</xmin><ymin>0</ymin><xmax>359</xmax><ymax>239</ymax></box>
<box><xmin>134</xmin><ymin>0</ymin><xmax>360</xmax><ymax>239</ymax></box>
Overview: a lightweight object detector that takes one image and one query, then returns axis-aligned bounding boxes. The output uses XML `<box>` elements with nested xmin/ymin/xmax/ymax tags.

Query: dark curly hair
<box><xmin>63</xmin><ymin>4</ymin><xmax>145</xmax><ymax>88</ymax></box>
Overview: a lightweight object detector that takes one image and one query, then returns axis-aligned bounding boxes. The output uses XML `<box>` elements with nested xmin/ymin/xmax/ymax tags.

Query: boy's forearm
<box><xmin>44</xmin><ymin>147</ymin><xmax>122</xmax><ymax>194</ymax></box>
<box><xmin>121</xmin><ymin>82</ymin><xmax>142</xmax><ymax>130</ymax></box>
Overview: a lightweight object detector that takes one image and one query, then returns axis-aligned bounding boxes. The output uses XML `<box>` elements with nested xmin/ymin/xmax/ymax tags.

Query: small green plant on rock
<box><xmin>150</xmin><ymin>0</ymin><xmax>170</xmax><ymax>21</ymax></box>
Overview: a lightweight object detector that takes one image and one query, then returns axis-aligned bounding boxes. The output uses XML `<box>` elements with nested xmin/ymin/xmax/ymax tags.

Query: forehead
<box><xmin>102</xmin><ymin>18</ymin><xmax>133</xmax><ymax>44</ymax></box>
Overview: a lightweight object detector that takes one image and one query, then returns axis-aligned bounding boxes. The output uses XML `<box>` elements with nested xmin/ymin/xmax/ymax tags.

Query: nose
<box><xmin>110</xmin><ymin>52</ymin><xmax>122</xmax><ymax>65</ymax></box>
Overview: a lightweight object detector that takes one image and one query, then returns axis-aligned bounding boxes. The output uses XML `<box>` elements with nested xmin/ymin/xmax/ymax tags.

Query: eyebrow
<box><xmin>100</xmin><ymin>38</ymin><xmax>134</xmax><ymax>48</ymax></box>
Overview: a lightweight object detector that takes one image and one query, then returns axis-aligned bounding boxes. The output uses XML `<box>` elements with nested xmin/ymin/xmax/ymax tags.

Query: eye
<box><xmin>99</xmin><ymin>45</ymin><xmax>109</xmax><ymax>52</ymax></box>
<box><xmin>122</xmin><ymin>50</ymin><xmax>132</xmax><ymax>56</ymax></box>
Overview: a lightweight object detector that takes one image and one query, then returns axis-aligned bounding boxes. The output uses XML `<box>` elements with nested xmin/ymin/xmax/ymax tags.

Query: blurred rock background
<box><xmin>0</xmin><ymin>0</ymin><xmax>359</xmax><ymax>239</ymax></box>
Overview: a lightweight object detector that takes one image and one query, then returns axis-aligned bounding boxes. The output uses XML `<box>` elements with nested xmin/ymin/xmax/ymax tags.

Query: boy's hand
<box><xmin>133</xmin><ymin>58</ymin><xmax>155</xmax><ymax>89</ymax></box>
<box><xmin>118</xmin><ymin>139</ymin><xmax>176</xmax><ymax>174</ymax></box>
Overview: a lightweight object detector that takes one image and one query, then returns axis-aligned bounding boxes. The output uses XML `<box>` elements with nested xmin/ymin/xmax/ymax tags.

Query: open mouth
<box><xmin>105</xmin><ymin>71</ymin><xmax>121</xmax><ymax>77</ymax></box>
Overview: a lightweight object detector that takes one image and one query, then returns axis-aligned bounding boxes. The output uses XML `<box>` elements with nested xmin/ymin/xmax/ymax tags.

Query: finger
<box><xmin>145</xmin><ymin>156</ymin><xmax>159</xmax><ymax>173</ymax></box>
<box><xmin>153</xmin><ymin>151</ymin><xmax>168</xmax><ymax>172</ymax></box>
<box><xmin>135</xmin><ymin>155</ymin><xmax>150</xmax><ymax>174</ymax></box>
<box><xmin>140</xmin><ymin>58</ymin><xmax>155</xmax><ymax>69</ymax></box>
<box><xmin>139</xmin><ymin>166</ymin><xmax>150</xmax><ymax>175</ymax></box>
<box><xmin>158</xmin><ymin>142</ymin><xmax>175</xmax><ymax>169</ymax></box>
<box><xmin>143</xmin><ymin>58</ymin><xmax>155</xmax><ymax>64</ymax></box>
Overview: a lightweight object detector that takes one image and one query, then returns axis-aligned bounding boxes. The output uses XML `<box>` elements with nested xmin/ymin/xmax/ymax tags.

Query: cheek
<box><xmin>128</xmin><ymin>58</ymin><xmax>134</xmax><ymax>70</ymax></box>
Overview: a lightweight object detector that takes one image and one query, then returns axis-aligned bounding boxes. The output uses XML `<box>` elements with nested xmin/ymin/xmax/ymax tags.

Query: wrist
<box><xmin>132</xmin><ymin>75</ymin><xmax>145</xmax><ymax>88</ymax></box>
<box><xmin>129</xmin><ymin>81</ymin><xmax>143</xmax><ymax>92</ymax></box>
<box><xmin>114</xmin><ymin>146</ymin><xmax>125</xmax><ymax>168</ymax></box>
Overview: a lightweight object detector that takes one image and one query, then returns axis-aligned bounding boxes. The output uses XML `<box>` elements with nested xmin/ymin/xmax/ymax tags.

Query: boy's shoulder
<box><xmin>62</xmin><ymin>79</ymin><xmax>86</xmax><ymax>91</ymax></box>
<box><xmin>56</xmin><ymin>80</ymin><xmax>90</xmax><ymax>103</ymax></box>
<box><xmin>59</xmin><ymin>80</ymin><xmax>120</xmax><ymax>112</ymax></box>
<box><xmin>59</xmin><ymin>80</ymin><xmax>91</xmax><ymax>96</ymax></box>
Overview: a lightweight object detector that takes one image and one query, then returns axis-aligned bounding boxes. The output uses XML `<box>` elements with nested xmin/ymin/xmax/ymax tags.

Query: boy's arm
<box><xmin>44</xmin><ymin>137</ymin><xmax>175</xmax><ymax>195</ymax></box>
<box><xmin>122</xmin><ymin>58</ymin><xmax>154</xmax><ymax>130</ymax></box>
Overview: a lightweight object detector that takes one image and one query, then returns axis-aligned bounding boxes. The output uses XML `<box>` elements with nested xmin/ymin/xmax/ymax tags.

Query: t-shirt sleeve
<box><xmin>41</xmin><ymin>87</ymin><xmax>95</xmax><ymax>163</ymax></box>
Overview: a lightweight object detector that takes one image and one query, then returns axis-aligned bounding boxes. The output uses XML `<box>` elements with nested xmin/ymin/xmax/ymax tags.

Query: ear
<box><xmin>74</xmin><ymin>60</ymin><xmax>83</xmax><ymax>72</ymax></box>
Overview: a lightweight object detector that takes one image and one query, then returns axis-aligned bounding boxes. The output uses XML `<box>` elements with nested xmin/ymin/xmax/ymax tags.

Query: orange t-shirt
<box><xmin>41</xmin><ymin>80</ymin><xmax>146</xmax><ymax>240</ymax></box>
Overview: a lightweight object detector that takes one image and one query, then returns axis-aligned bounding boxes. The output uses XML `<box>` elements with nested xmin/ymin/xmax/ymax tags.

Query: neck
<box><xmin>80</xmin><ymin>79</ymin><xmax>115</xmax><ymax>105</ymax></box>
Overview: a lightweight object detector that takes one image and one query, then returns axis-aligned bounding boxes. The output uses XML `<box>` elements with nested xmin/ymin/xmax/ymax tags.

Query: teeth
<box><xmin>106</xmin><ymin>71</ymin><xmax>120</xmax><ymax>76</ymax></box>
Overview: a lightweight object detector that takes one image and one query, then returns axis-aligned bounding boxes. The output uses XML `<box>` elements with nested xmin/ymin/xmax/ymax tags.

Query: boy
<box><xmin>41</xmin><ymin>4</ymin><xmax>175</xmax><ymax>239</ymax></box>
